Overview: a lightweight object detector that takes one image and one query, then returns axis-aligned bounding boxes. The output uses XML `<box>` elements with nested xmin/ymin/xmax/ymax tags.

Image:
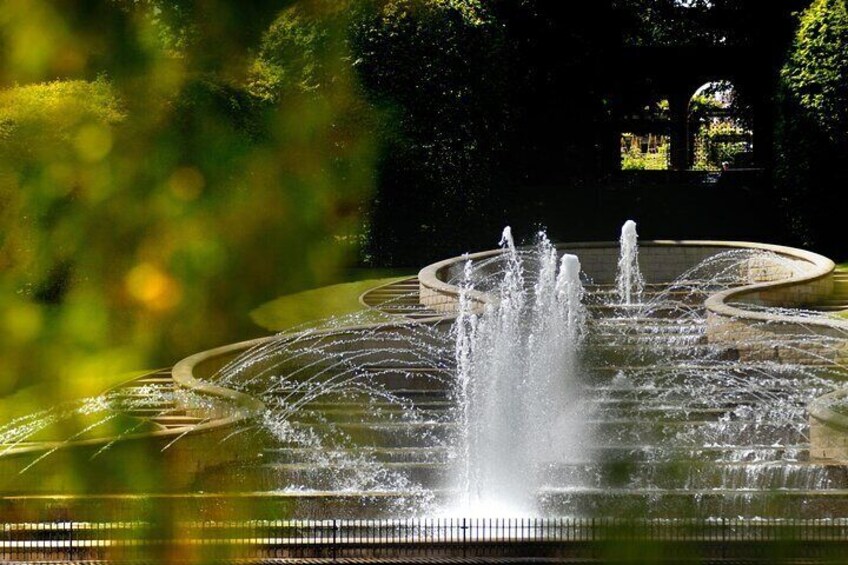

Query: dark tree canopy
<box><xmin>2</xmin><ymin>0</ymin><xmax>846</xmax><ymax>409</ymax></box>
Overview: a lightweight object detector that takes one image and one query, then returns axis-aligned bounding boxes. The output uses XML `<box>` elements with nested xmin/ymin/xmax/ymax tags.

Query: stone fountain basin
<box><xmin>3</xmin><ymin>240</ymin><xmax>847</xmax><ymax>509</ymax></box>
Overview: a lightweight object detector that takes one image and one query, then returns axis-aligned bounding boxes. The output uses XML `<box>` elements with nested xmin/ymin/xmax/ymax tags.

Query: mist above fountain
<box><xmin>450</xmin><ymin>228</ymin><xmax>589</xmax><ymax>516</ymax></box>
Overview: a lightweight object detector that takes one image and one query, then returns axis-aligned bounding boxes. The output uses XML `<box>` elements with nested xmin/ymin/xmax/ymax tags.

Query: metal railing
<box><xmin>4</xmin><ymin>517</ymin><xmax>848</xmax><ymax>562</ymax></box>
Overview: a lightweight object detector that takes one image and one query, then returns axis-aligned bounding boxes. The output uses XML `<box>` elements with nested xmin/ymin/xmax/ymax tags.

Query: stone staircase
<box><xmin>814</xmin><ymin>270</ymin><xmax>848</xmax><ymax>312</ymax></box>
<box><xmin>179</xmin><ymin>280</ymin><xmax>848</xmax><ymax>521</ymax></box>
<box><xmin>359</xmin><ymin>277</ymin><xmax>442</xmax><ymax>321</ymax></box>
<box><xmin>110</xmin><ymin>369</ymin><xmax>209</xmax><ymax>432</ymax></box>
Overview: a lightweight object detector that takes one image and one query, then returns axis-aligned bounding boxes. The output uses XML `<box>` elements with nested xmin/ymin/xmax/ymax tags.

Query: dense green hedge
<box><xmin>776</xmin><ymin>0</ymin><xmax>848</xmax><ymax>257</ymax></box>
<box><xmin>351</xmin><ymin>0</ymin><xmax>520</xmax><ymax>265</ymax></box>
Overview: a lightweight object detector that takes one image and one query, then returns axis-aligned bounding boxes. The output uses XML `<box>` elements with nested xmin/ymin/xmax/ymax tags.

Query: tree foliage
<box><xmin>782</xmin><ymin>0</ymin><xmax>848</xmax><ymax>142</ymax></box>
<box><xmin>612</xmin><ymin>0</ymin><xmax>763</xmax><ymax>46</ymax></box>
<box><xmin>776</xmin><ymin>0</ymin><xmax>848</xmax><ymax>255</ymax></box>
<box><xmin>248</xmin><ymin>2</ymin><xmax>350</xmax><ymax>102</ymax></box>
<box><xmin>0</xmin><ymin>0</ymin><xmax>377</xmax><ymax>409</ymax></box>
<box><xmin>248</xmin><ymin>0</ymin><xmax>525</xmax><ymax>265</ymax></box>
<box><xmin>351</xmin><ymin>0</ymin><xmax>520</xmax><ymax>264</ymax></box>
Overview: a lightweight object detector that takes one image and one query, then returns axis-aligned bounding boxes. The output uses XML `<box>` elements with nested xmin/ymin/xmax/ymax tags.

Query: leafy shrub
<box><xmin>351</xmin><ymin>0</ymin><xmax>522</xmax><ymax>264</ymax></box>
<box><xmin>776</xmin><ymin>0</ymin><xmax>848</xmax><ymax>256</ymax></box>
<box><xmin>0</xmin><ymin>78</ymin><xmax>124</xmax><ymax>159</ymax></box>
<box><xmin>692</xmin><ymin>121</ymin><xmax>751</xmax><ymax>171</ymax></box>
<box><xmin>621</xmin><ymin>139</ymin><xmax>670</xmax><ymax>171</ymax></box>
<box><xmin>0</xmin><ymin>2</ymin><xmax>378</xmax><ymax>409</ymax></box>
<box><xmin>782</xmin><ymin>0</ymin><xmax>848</xmax><ymax>143</ymax></box>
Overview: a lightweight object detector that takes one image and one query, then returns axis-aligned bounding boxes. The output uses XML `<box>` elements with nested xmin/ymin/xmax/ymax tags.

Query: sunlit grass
<box><xmin>0</xmin><ymin>369</ymin><xmax>150</xmax><ymax>425</ymax></box>
<box><xmin>251</xmin><ymin>270</ymin><xmax>413</xmax><ymax>331</ymax></box>
<box><xmin>0</xmin><ymin>269</ymin><xmax>413</xmax><ymax>443</ymax></box>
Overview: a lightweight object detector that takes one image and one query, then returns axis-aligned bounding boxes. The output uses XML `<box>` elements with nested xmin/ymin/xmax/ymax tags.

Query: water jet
<box><xmin>4</xmin><ymin>224</ymin><xmax>848</xmax><ymax>560</ymax></box>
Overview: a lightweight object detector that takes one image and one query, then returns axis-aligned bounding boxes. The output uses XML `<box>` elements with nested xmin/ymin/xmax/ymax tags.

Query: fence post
<box><xmin>332</xmin><ymin>519</ymin><xmax>337</xmax><ymax>561</ymax></box>
<box><xmin>67</xmin><ymin>520</ymin><xmax>73</xmax><ymax>562</ymax></box>
<box><xmin>462</xmin><ymin>518</ymin><xmax>467</xmax><ymax>558</ymax></box>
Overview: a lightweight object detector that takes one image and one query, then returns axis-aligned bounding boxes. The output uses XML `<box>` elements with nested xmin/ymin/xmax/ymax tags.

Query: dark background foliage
<box><xmin>1</xmin><ymin>0</ymin><xmax>847</xmax><ymax>411</ymax></box>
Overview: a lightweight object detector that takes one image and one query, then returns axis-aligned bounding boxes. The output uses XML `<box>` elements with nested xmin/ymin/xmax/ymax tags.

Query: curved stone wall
<box><xmin>419</xmin><ymin>241</ymin><xmax>843</xmax><ymax>365</ymax></box>
<box><xmin>419</xmin><ymin>240</ymin><xmax>836</xmax><ymax>317</ymax></box>
<box><xmin>419</xmin><ymin>239</ymin><xmax>848</xmax><ymax>461</ymax></box>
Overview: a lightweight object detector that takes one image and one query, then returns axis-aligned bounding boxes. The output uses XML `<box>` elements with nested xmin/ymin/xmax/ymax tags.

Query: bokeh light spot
<box><xmin>168</xmin><ymin>167</ymin><xmax>205</xmax><ymax>201</ymax></box>
<box><xmin>4</xmin><ymin>301</ymin><xmax>44</xmax><ymax>343</ymax></box>
<box><xmin>74</xmin><ymin>123</ymin><xmax>113</xmax><ymax>162</ymax></box>
<box><xmin>124</xmin><ymin>263</ymin><xmax>182</xmax><ymax>312</ymax></box>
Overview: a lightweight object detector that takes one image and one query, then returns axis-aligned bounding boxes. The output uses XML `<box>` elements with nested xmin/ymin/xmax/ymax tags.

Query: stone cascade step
<box><xmin>260</xmin><ymin>382</ymin><xmax>820</xmax><ymax>413</ymax></box>
<box><xmin>360</xmin><ymin>277</ymin><xmax>443</xmax><ymax>320</ymax></box>
<box><xmin>261</xmin><ymin>445</ymin><xmax>451</xmax><ymax>465</ymax></box>
<box><xmin>271</xmin><ymin>391</ymin><xmax>808</xmax><ymax>425</ymax></box>
<box><xmin>585</xmin><ymin>294</ymin><xmax>713</xmax><ymax>310</ymax></box>
<box><xmin>195</xmin><ymin>459</ymin><xmax>848</xmax><ymax>494</ymax></box>
<box><xmin>587</xmin><ymin>333</ymin><xmax>710</xmax><ymax>351</ymax></box>
<box><xmin>114</xmin><ymin>369</ymin><xmax>208</xmax><ymax>432</ymax></box>
<box><xmin>261</xmin><ymin>357</ymin><xmax>804</xmax><ymax>401</ymax></box>
<box><xmin>246</xmin><ymin>370</ymin><xmax>818</xmax><ymax>404</ymax></box>
<box><xmin>810</xmin><ymin>270</ymin><xmax>848</xmax><ymax>311</ymax></box>
<box><xmin>249</xmin><ymin>417</ymin><xmax>810</xmax><ymax>453</ymax></box>
<box><xmin>266</xmin><ymin>400</ymin><xmax>784</xmax><ymax>425</ymax></box>
<box><xmin>256</xmin><ymin>444</ymin><xmax>812</xmax><ymax>467</ymax></box>
<box><xmin>538</xmin><ymin>487</ymin><xmax>848</xmax><ymax>519</ymax></box>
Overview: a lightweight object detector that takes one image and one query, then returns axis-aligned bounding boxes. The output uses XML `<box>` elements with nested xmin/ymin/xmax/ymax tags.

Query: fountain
<box><xmin>158</xmin><ymin>221</ymin><xmax>844</xmax><ymax>519</ymax></box>
<box><xmin>4</xmin><ymin>221</ymin><xmax>848</xmax><ymax>548</ymax></box>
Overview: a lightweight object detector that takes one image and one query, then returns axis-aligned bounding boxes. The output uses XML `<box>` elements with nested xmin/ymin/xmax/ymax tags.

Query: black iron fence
<box><xmin>4</xmin><ymin>517</ymin><xmax>848</xmax><ymax>562</ymax></box>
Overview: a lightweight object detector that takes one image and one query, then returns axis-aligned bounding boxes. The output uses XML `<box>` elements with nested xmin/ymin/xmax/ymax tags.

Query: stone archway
<box><xmin>686</xmin><ymin>80</ymin><xmax>754</xmax><ymax>171</ymax></box>
<box><xmin>610</xmin><ymin>45</ymin><xmax>768</xmax><ymax>171</ymax></box>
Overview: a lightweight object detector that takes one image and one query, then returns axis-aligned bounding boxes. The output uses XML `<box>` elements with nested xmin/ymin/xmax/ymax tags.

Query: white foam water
<box><xmin>616</xmin><ymin>220</ymin><xmax>645</xmax><ymax>306</ymax></box>
<box><xmin>449</xmin><ymin>228</ymin><xmax>589</xmax><ymax>515</ymax></box>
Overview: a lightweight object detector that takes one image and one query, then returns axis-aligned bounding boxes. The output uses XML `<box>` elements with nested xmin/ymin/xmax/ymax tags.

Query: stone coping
<box><xmin>419</xmin><ymin>239</ymin><xmax>837</xmax><ymax>316</ymax></box>
<box><xmin>699</xmin><ymin>242</ymin><xmax>836</xmax><ymax>327</ymax></box>
<box><xmin>171</xmin><ymin>339</ymin><xmax>268</xmax><ymax>417</ymax></box>
<box><xmin>357</xmin><ymin>277</ymin><xmax>450</xmax><ymax>322</ymax></box>
<box><xmin>417</xmin><ymin>248</ymin><xmax>501</xmax><ymax>307</ymax></box>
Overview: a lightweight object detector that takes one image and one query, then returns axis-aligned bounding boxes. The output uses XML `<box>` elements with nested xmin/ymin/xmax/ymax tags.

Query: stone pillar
<box><xmin>668</xmin><ymin>90</ymin><xmax>691</xmax><ymax>171</ymax></box>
